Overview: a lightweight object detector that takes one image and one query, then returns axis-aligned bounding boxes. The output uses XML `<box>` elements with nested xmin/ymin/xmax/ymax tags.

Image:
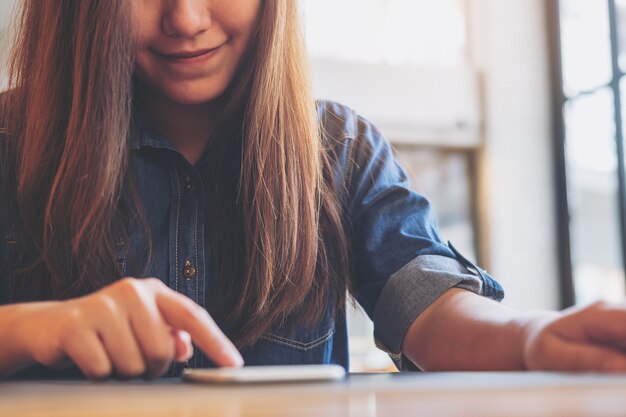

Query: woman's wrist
<box><xmin>0</xmin><ymin>301</ymin><xmax>58</xmax><ymax>376</ymax></box>
<box><xmin>512</xmin><ymin>310</ymin><xmax>561</xmax><ymax>370</ymax></box>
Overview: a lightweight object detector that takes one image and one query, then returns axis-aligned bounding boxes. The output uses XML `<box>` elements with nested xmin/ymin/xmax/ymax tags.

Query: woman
<box><xmin>1</xmin><ymin>0</ymin><xmax>626</xmax><ymax>380</ymax></box>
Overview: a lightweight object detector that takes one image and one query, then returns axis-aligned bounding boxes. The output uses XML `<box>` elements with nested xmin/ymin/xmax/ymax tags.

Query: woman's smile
<box><xmin>151</xmin><ymin>43</ymin><xmax>226</xmax><ymax>68</ymax></box>
<box><xmin>133</xmin><ymin>0</ymin><xmax>261</xmax><ymax>105</ymax></box>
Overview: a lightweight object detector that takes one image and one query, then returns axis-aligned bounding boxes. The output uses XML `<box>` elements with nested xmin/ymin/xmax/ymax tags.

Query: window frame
<box><xmin>549</xmin><ymin>0</ymin><xmax>626</xmax><ymax>307</ymax></box>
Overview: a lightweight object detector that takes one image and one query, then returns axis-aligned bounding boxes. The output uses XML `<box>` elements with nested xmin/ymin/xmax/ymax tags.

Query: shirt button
<box><xmin>183</xmin><ymin>260</ymin><xmax>196</xmax><ymax>280</ymax></box>
<box><xmin>184</xmin><ymin>177</ymin><xmax>196</xmax><ymax>193</ymax></box>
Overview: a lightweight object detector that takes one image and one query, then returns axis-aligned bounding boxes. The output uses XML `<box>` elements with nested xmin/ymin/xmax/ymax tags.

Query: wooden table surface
<box><xmin>2</xmin><ymin>372</ymin><xmax>626</xmax><ymax>417</ymax></box>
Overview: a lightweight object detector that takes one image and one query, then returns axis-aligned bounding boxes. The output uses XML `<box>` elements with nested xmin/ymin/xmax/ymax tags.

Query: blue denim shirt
<box><xmin>0</xmin><ymin>101</ymin><xmax>503</xmax><ymax>378</ymax></box>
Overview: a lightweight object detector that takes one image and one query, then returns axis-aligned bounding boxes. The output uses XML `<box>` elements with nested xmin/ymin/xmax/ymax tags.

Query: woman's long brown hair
<box><xmin>2</xmin><ymin>0</ymin><xmax>351</xmax><ymax>348</ymax></box>
<box><xmin>2</xmin><ymin>0</ymin><xmax>140</xmax><ymax>300</ymax></box>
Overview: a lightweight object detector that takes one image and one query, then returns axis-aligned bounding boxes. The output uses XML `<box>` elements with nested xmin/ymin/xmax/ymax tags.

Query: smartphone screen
<box><xmin>182</xmin><ymin>364</ymin><xmax>346</xmax><ymax>384</ymax></box>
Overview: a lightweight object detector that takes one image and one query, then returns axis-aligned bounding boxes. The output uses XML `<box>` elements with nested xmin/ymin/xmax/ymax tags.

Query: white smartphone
<box><xmin>182</xmin><ymin>364</ymin><xmax>346</xmax><ymax>384</ymax></box>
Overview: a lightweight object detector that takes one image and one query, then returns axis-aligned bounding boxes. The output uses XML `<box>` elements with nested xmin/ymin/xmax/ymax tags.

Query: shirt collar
<box><xmin>129</xmin><ymin>111</ymin><xmax>178</xmax><ymax>152</ymax></box>
<box><xmin>129</xmin><ymin>115</ymin><xmax>215</xmax><ymax>170</ymax></box>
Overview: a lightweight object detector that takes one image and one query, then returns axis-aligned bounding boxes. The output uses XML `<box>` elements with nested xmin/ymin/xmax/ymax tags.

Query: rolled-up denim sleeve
<box><xmin>346</xmin><ymin>114</ymin><xmax>504</xmax><ymax>370</ymax></box>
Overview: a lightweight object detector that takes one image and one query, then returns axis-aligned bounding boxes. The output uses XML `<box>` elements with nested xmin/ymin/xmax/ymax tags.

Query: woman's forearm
<box><xmin>402</xmin><ymin>288</ymin><xmax>557</xmax><ymax>371</ymax></box>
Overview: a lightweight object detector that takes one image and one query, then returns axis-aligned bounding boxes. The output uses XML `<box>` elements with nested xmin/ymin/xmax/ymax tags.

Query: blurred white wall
<box><xmin>0</xmin><ymin>0</ymin><xmax>13</xmax><ymax>28</ymax></box>
<box><xmin>468</xmin><ymin>0</ymin><xmax>559</xmax><ymax>310</ymax></box>
<box><xmin>0</xmin><ymin>0</ymin><xmax>15</xmax><ymax>88</ymax></box>
<box><xmin>311</xmin><ymin>59</ymin><xmax>481</xmax><ymax>147</ymax></box>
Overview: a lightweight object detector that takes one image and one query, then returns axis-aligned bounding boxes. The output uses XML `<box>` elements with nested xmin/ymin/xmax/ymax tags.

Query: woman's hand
<box><xmin>12</xmin><ymin>277</ymin><xmax>243</xmax><ymax>380</ymax></box>
<box><xmin>524</xmin><ymin>301</ymin><xmax>626</xmax><ymax>372</ymax></box>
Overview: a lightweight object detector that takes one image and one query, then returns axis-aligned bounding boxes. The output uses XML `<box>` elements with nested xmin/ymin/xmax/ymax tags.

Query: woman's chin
<box><xmin>161</xmin><ymin>83</ymin><xmax>228</xmax><ymax>107</ymax></box>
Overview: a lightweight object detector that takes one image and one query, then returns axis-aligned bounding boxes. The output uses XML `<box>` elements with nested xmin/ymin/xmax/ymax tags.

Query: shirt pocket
<box><xmin>242</xmin><ymin>311</ymin><xmax>336</xmax><ymax>366</ymax></box>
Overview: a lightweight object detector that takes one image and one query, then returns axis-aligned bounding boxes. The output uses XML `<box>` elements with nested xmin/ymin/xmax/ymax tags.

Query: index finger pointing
<box><xmin>155</xmin><ymin>290</ymin><xmax>243</xmax><ymax>367</ymax></box>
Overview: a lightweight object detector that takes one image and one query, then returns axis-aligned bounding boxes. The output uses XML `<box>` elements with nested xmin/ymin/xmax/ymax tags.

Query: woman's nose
<box><xmin>162</xmin><ymin>0</ymin><xmax>211</xmax><ymax>38</ymax></box>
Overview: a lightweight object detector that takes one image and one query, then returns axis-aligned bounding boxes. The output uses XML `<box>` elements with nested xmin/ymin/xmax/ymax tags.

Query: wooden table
<box><xmin>2</xmin><ymin>372</ymin><xmax>626</xmax><ymax>417</ymax></box>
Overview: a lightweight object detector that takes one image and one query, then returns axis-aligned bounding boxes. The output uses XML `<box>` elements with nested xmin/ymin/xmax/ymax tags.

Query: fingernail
<box><xmin>225</xmin><ymin>348</ymin><xmax>244</xmax><ymax>367</ymax></box>
<box><xmin>234</xmin><ymin>355</ymin><xmax>244</xmax><ymax>367</ymax></box>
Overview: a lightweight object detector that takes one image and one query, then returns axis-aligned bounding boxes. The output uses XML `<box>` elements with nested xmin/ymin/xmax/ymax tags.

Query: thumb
<box><xmin>538</xmin><ymin>337</ymin><xmax>626</xmax><ymax>372</ymax></box>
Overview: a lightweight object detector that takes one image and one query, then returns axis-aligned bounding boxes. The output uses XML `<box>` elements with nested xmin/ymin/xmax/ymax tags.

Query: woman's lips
<box><xmin>160</xmin><ymin>48</ymin><xmax>216</xmax><ymax>59</ymax></box>
<box><xmin>152</xmin><ymin>44</ymin><xmax>224</xmax><ymax>65</ymax></box>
